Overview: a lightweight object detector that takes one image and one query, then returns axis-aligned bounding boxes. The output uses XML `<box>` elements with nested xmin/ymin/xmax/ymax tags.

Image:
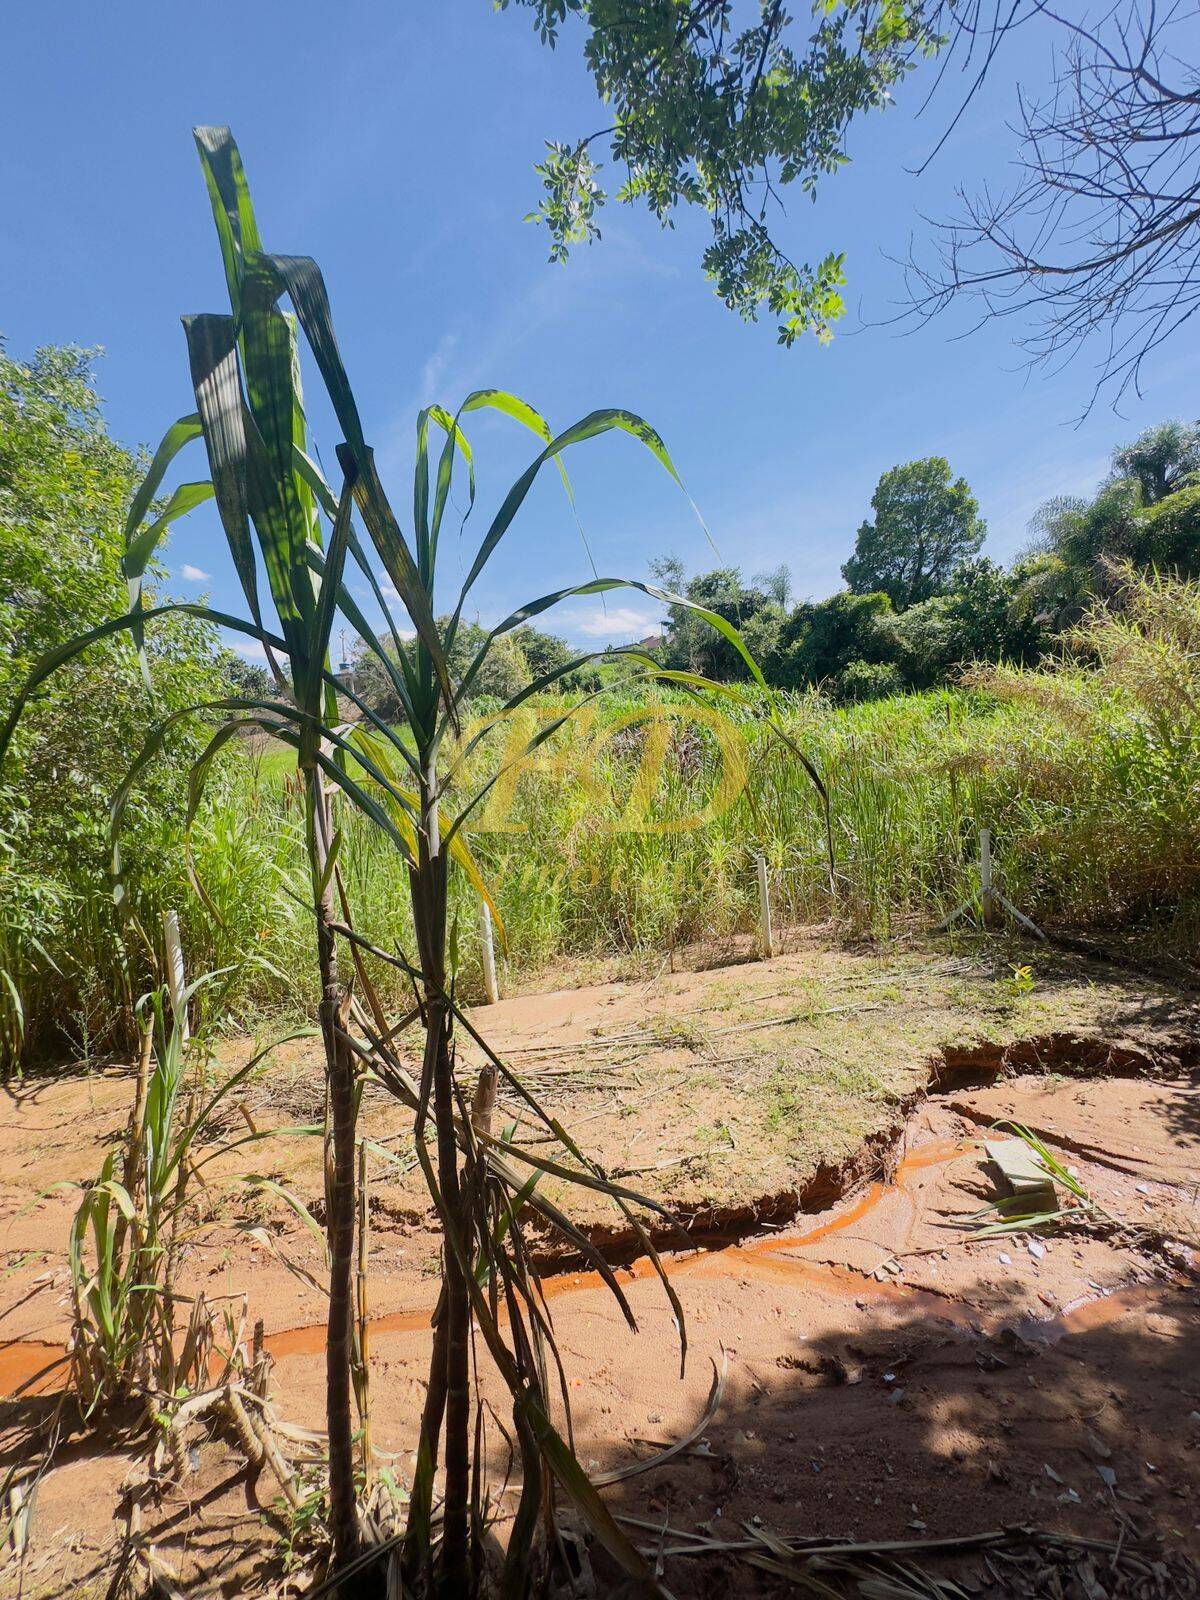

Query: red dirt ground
<box><xmin>1</xmin><ymin>943</ymin><xmax>1198</xmax><ymax>1596</ymax></box>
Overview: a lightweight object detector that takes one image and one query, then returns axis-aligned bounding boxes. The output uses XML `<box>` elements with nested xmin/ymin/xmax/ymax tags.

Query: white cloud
<box><xmin>572</xmin><ymin>606</ymin><xmax>659</xmax><ymax>640</ymax></box>
<box><xmin>375</xmin><ymin>582</ymin><xmax>417</xmax><ymax>639</ymax></box>
<box><xmin>179</xmin><ymin>563</ymin><xmax>211</xmax><ymax>583</ymax></box>
<box><xmin>419</xmin><ymin>332</ymin><xmax>459</xmax><ymax>406</ymax></box>
<box><xmin>228</xmin><ymin>637</ymin><xmax>268</xmax><ymax>662</ymax></box>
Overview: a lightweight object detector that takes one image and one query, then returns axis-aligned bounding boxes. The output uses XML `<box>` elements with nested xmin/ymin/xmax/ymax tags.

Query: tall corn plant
<box><xmin>0</xmin><ymin>127</ymin><xmax>800</xmax><ymax>1594</ymax></box>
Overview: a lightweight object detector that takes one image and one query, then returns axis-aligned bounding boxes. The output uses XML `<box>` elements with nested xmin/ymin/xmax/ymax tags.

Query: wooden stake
<box><xmin>979</xmin><ymin>827</ymin><xmax>997</xmax><ymax>927</ymax></box>
<box><xmin>479</xmin><ymin>898</ymin><xmax>500</xmax><ymax>1004</ymax></box>
<box><xmin>356</xmin><ymin>1140</ymin><xmax>372</xmax><ymax>1480</ymax></box>
<box><xmin>756</xmin><ymin>853</ymin><xmax>775</xmax><ymax>959</ymax></box>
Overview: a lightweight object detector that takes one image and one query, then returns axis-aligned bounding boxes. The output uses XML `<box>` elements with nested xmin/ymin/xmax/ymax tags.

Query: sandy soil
<box><xmin>1</xmin><ymin>938</ymin><xmax>1198</xmax><ymax>1596</ymax></box>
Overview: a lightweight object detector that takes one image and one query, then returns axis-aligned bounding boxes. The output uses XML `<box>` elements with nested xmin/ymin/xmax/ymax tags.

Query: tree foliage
<box><xmin>1113</xmin><ymin>420</ymin><xmax>1200</xmax><ymax>506</ymax></box>
<box><xmin>882</xmin><ymin>557</ymin><xmax>1041</xmax><ymax>687</ymax></box>
<box><xmin>0</xmin><ymin>344</ymin><xmax>227</xmax><ymax>1065</ymax></box>
<box><xmin>653</xmin><ymin>420</ymin><xmax>1195</xmax><ymax>703</ymax></box>
<box><xmin>1018</xmin><ymin>418</ymin><xmax>1200</xmax><ymax>626</ymax></box>
<box><xmin>651</xmin><ymin>556</ymin><xmax>785</xmax><ymax>678</ymax></box>
<box><xmin>506</xmin><ymin>3</ymin><xmax>1199</xmax><ymax>399</ymax></box>
<box><xmin>842</xmin><ymin>456</ymin><xmax>985</xmax><ymax>609</ymax></box>
<box><xmin>503</xmin><ymin>0</ymin><xmax>941</xmax><ymax>343</ymax></box>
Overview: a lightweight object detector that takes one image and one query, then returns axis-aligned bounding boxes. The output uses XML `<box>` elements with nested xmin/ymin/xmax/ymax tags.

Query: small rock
<box><xmin>909</xmin><ymin>1520</ymin><xmax>927</xmax><ymax>1531</ymax></box>
<box><xmin>1096</xmin><ymin>1466</ymin><xmax>1117</xmax><ymax>1490</ymax></box>
<box><xmin>998</xmin><ymin>1251</ymin><xmax>1013</xmax><ymax>1266</ymax></box>
<box><xmin>1135</xmin><ymin>1183</ymin><xmax>1150</xmax><ymax>1195</ymax></box>
<box><xmin>1027</xmin><ymin>1239</ymin><xmax>1046</xmax><ymax>1261</ymax></box>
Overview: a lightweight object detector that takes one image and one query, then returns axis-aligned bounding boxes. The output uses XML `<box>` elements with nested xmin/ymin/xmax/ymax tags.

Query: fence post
<box><xmin>933</xmin><ymin>827</ymin><xmax>1046</xmax><ymax>940</ymax></box>
<box><xmin>479</xmin><ymin>899</ymin><xmax>500</xmax><ymax>1004</ymax></box>
<box><xmin>979</xmin><ymin>827</ymin><xmax>998</xmax><ymax>926</ymax></box>
<box><xmin>756</xmin><ymin>852</ymin><xmax>775</xmax><ymax>959</ymax></box>
<box><xmin>162</xmin><ymin>909</ymin><xmax>189</xmax><ymax>1047</ymax></box>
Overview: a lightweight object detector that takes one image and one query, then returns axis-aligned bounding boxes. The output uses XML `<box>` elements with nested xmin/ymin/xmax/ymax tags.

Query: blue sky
<box><xmin>3</xmin><ymin>1</ymin><xmax>1198</xmax><ymax>656</ymax></box>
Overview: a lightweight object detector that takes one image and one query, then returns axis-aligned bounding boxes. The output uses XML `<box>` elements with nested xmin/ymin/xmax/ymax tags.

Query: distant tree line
<box><xmin>280</xmin><ymin>417</ymin><xmax>1200</xmax><ymax>720</ymax></box>
<box><xmin>648</xmin><ymin>421</ymin><xmax>1200</xmax><ymax>703</ymax></box>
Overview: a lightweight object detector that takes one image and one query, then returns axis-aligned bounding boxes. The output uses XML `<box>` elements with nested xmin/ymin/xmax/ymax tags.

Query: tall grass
<box><xmin>9</xmin><ymin>567</ymin><xmax>1200</xmax><ymax>1070</ymax></box>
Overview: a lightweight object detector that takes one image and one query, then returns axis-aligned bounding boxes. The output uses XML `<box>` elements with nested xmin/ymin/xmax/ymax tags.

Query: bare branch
<box><xmin>905</xmin><ymin>0</ymin><xmax>1200</xmax><ymax>411</ymax></box>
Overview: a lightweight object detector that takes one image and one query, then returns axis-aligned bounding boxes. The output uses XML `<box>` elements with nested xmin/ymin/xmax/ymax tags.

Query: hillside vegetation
<box><xmin>4</xmin><ymin>345</ymin><xmax>1200</xmax><ymax>1070</ymax></box>
<box><xmin>6</xmin><ymin>565</ymin><xmax>1199</xmax><ymax>1068</ymax></box>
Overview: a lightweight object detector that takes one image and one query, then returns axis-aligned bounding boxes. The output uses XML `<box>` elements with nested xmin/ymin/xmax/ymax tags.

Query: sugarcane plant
<box><xmin>0</xmin><ymin>127</ymin><xmax>822</xmax><ymax>1595</ymax></box>
<box><xmin>68</xmin><ymin>979</ymin><xmax>317</xmax><ymax>1416</ymax></box>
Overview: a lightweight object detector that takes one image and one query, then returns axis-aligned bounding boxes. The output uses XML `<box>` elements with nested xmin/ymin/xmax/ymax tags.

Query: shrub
<box><xmin>834</xmin><ymin>658</ymin><xmax>905</xmax><ymax>702</ymax></box>
<box><xmin>0</xmin><ymin>345</ymin><xmax>228</xmax><ymax>1069</ymax></box>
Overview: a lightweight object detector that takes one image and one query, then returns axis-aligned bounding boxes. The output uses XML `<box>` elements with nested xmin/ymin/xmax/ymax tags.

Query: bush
<box><xmin>0</xmin><ymin>346</ymin><xmax>232</xmax><ymax>1068</ymax></box>
<box><xmin>834</xmin><ymin>658</ymin><xmax>905</xmax><ymax>702</ymax></box>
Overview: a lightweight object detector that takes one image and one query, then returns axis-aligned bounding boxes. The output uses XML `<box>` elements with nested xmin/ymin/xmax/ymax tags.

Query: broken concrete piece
<box><xmin>984</xmin><ymin>1137</ymin><xmax>1057</xmax><ymax>1204</ymax></box>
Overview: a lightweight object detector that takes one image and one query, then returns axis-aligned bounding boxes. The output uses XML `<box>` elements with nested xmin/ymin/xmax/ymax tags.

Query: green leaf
<box><xmin>243</xmin><ymin>251</ymin><xmax>453</xmax><ymax>715</ymax></box>
<box><xmin>122</xmin><ymin>412</ymin><xmax>203</xmax><ymax>551</ymax></box>
<box><xmin>181</xmin><ymin>315</ymin><xmax>269</xmax><ymax>642</ymax></box>
<box><xmin>121</xmin><ymin>410</ymin><xmax>207</xmax><ymax>674</ymax></box>
<box><xmin>193</xmin><ymin>125</ymin><xmax>263</xmax><ymax>314</ymax></box>
<box><xmin>452</xmin><ymin>409</ymin><xmax>706</xmax><ymax>623</ymax></box>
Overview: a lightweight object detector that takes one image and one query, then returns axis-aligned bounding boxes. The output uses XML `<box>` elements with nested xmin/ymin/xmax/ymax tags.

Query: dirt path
<box><xmin>1</xmin><ymin>941</ymin><xmax>1198</xmax><ymax>1596</ymax></box>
